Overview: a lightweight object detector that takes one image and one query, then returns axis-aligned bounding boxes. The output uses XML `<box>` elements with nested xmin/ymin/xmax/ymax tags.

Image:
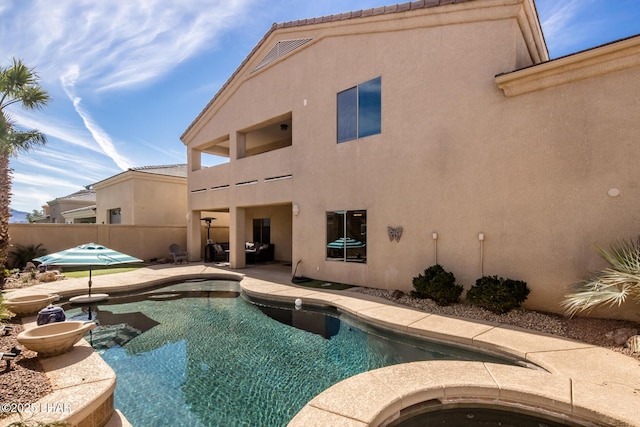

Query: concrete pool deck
<box><xmin>4</xmin><ymin>263</ymin><xmax>640</xmax><ymax>426</ymax></box>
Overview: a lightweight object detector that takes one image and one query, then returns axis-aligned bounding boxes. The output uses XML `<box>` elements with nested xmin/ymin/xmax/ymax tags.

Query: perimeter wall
<box><xmin>7</xmin><ymin>224</ymin><xmax>187</xmax><ymax>263</ymax></box>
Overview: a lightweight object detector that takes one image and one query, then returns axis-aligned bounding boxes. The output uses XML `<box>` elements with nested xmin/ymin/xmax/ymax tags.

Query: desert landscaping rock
<box><xmin>349</xmin><ymin>287</ymin><xmax>640</xmax><ymax>360</ymax></box>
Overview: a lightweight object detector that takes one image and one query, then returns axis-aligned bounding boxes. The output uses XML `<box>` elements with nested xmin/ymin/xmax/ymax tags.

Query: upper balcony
<box><xmin>189</xmin><ymin>114</ymin><xmax>294</xmax><ymax>209</ymax></box>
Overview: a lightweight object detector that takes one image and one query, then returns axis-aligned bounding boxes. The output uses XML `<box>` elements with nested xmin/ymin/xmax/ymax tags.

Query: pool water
<box><xmin>391</xmin><ymin>406</ymin><xmax>573</xmax><ymax>427</ymax></box>
<box><xmin>64</xmin><ymin>280</ymin><xmax>513</xmax><ymax>427</ymax></box>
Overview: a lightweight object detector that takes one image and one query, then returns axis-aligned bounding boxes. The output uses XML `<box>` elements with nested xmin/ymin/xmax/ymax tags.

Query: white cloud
<box><xmin>9</xmin><ymin>110</ymin><xmax>102</xmax><ymax>154</ymax></box>
<box><xmin>535</xmin><ymin>0</ymin><xmax>600</xmax><ymax>56</ymax></box>
<box><xmin>1</xmin><ymin>0</ymin><xmax>255</xmax><ymax>93</ymax></box>
<box><xmin>1</xmin><ymin>0</ymin><xmax>256</xmax><ymax>193</ymax></box>
<box><xmin>12</xmin><ymin>171</ymin><xmax>81</xmax><ymax>191</ymax></box>
<box><xmin>10</xmin><ymin>171</ymin><xmax>85</xmax><ymax>211</ymax></box>
<box><xmin>13</xmin><ymin>155</ymin><xmax>109</xmax><ymax>185</ymax></box>
<box><xmin>10</xmin><ymin>188</ymin><xmax>57</xmax><ymax>212</ymax></box>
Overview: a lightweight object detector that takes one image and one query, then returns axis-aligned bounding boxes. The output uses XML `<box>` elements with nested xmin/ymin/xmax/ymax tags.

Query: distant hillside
<box><xmin>9</xmin><ymin>209</ymin><xmax>29</xmax><ymax>223</ymax></box>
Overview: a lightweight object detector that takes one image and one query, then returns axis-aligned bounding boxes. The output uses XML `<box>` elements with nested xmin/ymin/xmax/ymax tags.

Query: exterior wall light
<box><xmin>292</xmin><ymin>204</ymin><xmax>300</xmax><ymax>216</ymax></box>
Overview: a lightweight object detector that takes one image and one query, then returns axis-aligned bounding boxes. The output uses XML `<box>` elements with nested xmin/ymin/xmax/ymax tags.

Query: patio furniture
<box><xmin>205</xmin><ymin>243</ymin><xmax>227</xmax><ymax>262</ymax></box>
<box><xmin>213</xmin><ymin>243</ymin><xmax>227</xmax><ymax>261</ymax></box>
<box><xmin>169</xmin><ymin>244</ymin><xmax>188</xmax><ymax>264</ymax></box>
<box><xmin>246</xmin><ymin>242</ymin><xmax>275</xmax><ymax>264</ymax></box>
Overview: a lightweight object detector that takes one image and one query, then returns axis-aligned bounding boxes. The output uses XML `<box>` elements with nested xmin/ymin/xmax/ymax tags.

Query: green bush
<box><xmin>411</xmin><ymin>264</ymin><xmax>463</xmax><ymax>306</ymax></box>
<box><xmin>466</xmin><ymin>275</ymin><xmax>530</xmax><ymax>314</ymax></box>
<box><xmin>8</xmin><ymin>243</ymin><xmax>47</xmax><ymax>270</ymax></box>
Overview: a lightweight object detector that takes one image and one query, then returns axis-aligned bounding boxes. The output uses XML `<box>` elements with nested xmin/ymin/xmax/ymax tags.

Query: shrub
<box><xmin>8</xmin><ymin>243</ymin><xmax>47</xmax><ymax>270</ymax></box>
<box><xmin>412</xmin><ymin>264</ymin><xmax>463</xmax><ymax>306</ymax></box>
<box><xmin>466</xmin><ymin>275</ymin><xmax>530</xmax><ymax>314</ymax></box>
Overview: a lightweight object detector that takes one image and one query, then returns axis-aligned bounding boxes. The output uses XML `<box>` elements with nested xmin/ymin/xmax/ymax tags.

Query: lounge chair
<box><xmin>169</xmin><ymin>244</ymin><xmax>188</xmax><ymax>264</ymax></box>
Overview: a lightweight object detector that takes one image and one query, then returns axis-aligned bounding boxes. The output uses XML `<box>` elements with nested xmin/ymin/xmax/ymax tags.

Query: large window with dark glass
<box><xmin>337</xmin><ymin>77</ymin><xmax>381</xmax><ymax>143</ymax></box>
<box><xmin>253</xmin><ymin>218</ymin><xmax>271</xmax><ymax>243</ymax></box>
<box><xmin>326</xmin><ymin>210</ymin><xmax>366</xmax><ymax>262</ymax></box>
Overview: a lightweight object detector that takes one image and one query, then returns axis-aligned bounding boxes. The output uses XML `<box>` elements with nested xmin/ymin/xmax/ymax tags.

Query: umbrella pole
<box><xmin>88</xmin><ymin>267</ymin><xmax>92</xmax><ymax>297</ymax></box>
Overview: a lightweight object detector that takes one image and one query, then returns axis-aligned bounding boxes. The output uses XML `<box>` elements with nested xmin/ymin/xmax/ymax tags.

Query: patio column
<box><xmin>235</xmin><ymin>132</ymin><xmax>246</xmax><ymax>160</ymax></box>
<box><xmin>187</xmin><ymin>210</ymin><xmax>201</xmax><ymax>262</ymax></box>
<box><xmin>230</xmin><ymin>207</ymin><xmax>246</xmax><ymax>268</ymax></box>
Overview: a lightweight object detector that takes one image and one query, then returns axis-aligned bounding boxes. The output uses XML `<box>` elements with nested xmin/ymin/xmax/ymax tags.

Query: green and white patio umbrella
<box><xmin>326</xmin><ymin>237</ymin><xmax>365</xmax><ymax>249</ymax></box>
<box><xmin>34</xmin><ymin>243</ymin><xmax>142</xmax><ymax>299</ymax></box>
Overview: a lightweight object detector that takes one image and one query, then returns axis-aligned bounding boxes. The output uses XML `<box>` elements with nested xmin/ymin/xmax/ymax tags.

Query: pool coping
<box><xmin>2</xmin><ymin>264</ymin><xmax>241</xmax><ymax>427</ymax></box>
<box><xmin>4</xmin><ymin>264</ymin><xmax>640</xmax><ymax>426</ymax></box>
<box><xmin>239</xmin><ymin>277</ymin><xmax>640</xmax><ymax>427</ymax></box>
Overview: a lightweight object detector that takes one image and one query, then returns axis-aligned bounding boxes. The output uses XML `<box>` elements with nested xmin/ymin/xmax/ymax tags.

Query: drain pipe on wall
<box><xmin>478</xmin><ymin>233</ymin><xmax>485</xmax><ymax>276</ymax></box>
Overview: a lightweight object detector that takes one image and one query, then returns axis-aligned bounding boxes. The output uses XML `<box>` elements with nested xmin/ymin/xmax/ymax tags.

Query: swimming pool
<box><xmin>64</xmin><ymin>279</ymin><xmax>514</xmax><ymax>426</ymax></box>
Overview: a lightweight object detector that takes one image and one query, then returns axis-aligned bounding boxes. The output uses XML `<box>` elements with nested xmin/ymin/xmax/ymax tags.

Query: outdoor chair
<box><xmin>213</xmin><ymin>244</ymin><xmax>227</xmax><ymax>262</ymax></box>
<box><xmin>169</xmin><ymin>244</ymin><xmax>188</xmax><ymax>264</ymax></box>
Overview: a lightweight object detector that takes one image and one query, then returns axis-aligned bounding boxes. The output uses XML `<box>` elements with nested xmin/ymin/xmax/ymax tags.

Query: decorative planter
<box><xmin>3</xmin><ymin>294</ymin><xmax>59</xmax><ymax>316</ymax></box>
<box><xmin>17</xmin><ymin>321</ymin><xmax>96</xmax><ymax>357</ymax></box>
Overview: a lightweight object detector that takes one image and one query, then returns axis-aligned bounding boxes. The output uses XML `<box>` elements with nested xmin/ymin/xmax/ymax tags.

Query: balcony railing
<box><xmin>189</xmin><ymin>146</ymin><xmax>293</xmax><ymax>207</ymax></box>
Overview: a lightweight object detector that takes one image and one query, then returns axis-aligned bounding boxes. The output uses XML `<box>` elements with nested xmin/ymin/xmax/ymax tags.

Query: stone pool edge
<box><xmin>5</xmin><ymin>264</ymin><xmax>640</xmax><ymax>426</ymax></box>
<box><xmin>238</xmin><ymin>277</ymin><xmax>640</xmax><ymax>427</ymax></box>
<box><xmin>2</xmin><ymin>264</ymin><xmax>245</xmax><ymax>427</ymax></box>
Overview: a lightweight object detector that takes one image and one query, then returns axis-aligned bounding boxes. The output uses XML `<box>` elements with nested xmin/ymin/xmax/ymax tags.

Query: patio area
<box><xmin>3</xmin><ymin>262</ymin><xmax>640</xmax><ymax>426</ymax></box>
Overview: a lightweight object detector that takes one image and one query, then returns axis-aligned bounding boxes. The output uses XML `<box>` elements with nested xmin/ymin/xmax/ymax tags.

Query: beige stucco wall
<box><xmin>95</xmin><ymin>173</ymin><xmax>187</xmax><ymax>225</ymax></box>
<box><xmin>182</xmin><ymin>1</ymin><xmax>640</xmax><ymax>320</ymax></box>
<box><xmin>8</xmin><ymin>224</ymin><xmax>186</xmax><ymax>263</ymax></box>
<box><xmin>95</xmin><ymin>178</ymin><xmax>134</xmax><ymax>224</ymax></box>
<box><xmin>48</xmin><ymin>199</ymin><xmax>95</xmax><ymax>224</ymax></box>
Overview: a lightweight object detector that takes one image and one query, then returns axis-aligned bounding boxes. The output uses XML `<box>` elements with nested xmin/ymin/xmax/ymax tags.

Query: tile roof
<box><xmin>52</xmin><ymin>189</ymin><xmax>96</xmax><ymax>202</ymax></box>
<box><xmin>129</xmin><ymin>164</ymin><xmax>187</xmax><ymax>178</ymax></box>
<box><xmin>272</xmin><ymin>0</ymin><xmax>473</xmax><ymax>30</ymax></box>
<box><xmin>181</xmin><ymin>0</ymin><xmax>475</xmax><ymax>140</ymax></box>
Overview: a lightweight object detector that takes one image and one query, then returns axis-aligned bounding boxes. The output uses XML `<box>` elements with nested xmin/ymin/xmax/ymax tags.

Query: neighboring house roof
<box><xmin>130</xmin><ymin>164</ymin><xmax>187</xmax><ymax>178</ymax></box>
<box><xmin>48</xmin><ymin>188</ymin><xmax>96</xmax><ymax>204</ymax></box>
<box><xmin>181</xmin><ymin>0</ymin><xmax>489</xmax><ymax>141</ymax></box>
<box><xmin>91</xmin><ymin>164</ymin><xmax>187</xmax><ymax>187</ymax></box>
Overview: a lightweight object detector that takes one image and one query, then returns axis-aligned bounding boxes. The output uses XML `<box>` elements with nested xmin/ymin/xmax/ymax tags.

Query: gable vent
<box><xmin>253</xmin><ymin>38</ymin><xmax>313</xmax><ymax>72</ymax></box>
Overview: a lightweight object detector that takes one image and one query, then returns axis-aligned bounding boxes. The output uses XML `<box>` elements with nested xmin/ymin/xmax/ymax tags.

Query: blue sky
<box><xmin>2</xmin><ymin>0</ymin><xmax>640</xmax><ymax>213</ymax></box>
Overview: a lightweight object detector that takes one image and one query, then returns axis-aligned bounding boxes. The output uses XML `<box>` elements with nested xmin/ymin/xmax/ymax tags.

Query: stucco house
<box><xmin>43</xmin><ymin>188</ymin><xmax>96</xmax><ymax>224</ymax></box>
<box><xmin>181</xmin><ymin>0</ymin><xmax>640</xmax><ymax>319</ymax></box>
<box><xmin>92</xmin><ymin>164</ymin><xmax>189</xmax><ymax>225</ymax></box>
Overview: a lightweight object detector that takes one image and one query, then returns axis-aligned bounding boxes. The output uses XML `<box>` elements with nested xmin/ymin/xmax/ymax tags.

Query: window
<box><xmin>253</xmin><ymin>218</ymin><xmax>271</xmax><ymax>243</ymax></box>
<box><xmin>108</xmin><ymin>208</ymin><xmax>121</xmax><ymax>224</ymax></box>
<box><xmin>326</xmin><ymin>210</ymin><xmax>366</xmax><ymax>262</ymax></box>
<box><xmin>337</xmin><ymin>77</ymin><xmax>381</xmax><ymax>143</ymax></box>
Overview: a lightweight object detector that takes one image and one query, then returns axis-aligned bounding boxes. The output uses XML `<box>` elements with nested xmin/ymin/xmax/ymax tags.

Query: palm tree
<box><xmin>562</xmin><ymin>237</ymin><xmax>640</xmax><ymax>316</ymax></box>
<box><xmin>0</xmin><ymin>58</ymin><xmax>50</xmax><ymax>277</ymax></box>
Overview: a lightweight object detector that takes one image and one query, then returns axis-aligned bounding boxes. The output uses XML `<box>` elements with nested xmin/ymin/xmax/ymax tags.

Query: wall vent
<box><xmin>253</xmin><ymin>38</ymin><xmax>313</xmax><ymax>72</ymax></box>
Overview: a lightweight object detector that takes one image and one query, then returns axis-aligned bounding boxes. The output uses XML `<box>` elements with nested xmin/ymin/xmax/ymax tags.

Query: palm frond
<box><xmin>562</xmin><ymin>275</ymin><xmax>632</xmax><ymax>317</ymax></box>
<box><xmin>0</xmin><ymin>113</ymin><xmax>47</xmax><ymax>157</ymax></box>
<box><xmin>0</xmin><ymin>57</ymin><xmax>50</xmax><ymax>110</ymax></box>
<box><xmin>594</xmin><ymin>236</ymin><xmax>640</xmax><ymax>274</ymax></box>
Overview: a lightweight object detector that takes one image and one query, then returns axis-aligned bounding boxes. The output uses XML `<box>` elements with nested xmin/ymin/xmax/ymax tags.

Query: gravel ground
<box><xmin>348</xmin><ymin>287</ymin><xmax>640</xmax><ymax>360</ymax></box>
<box><xmin>0</xmin><ymin>321</ymin><xmax>53</xmax><ymax>421</ymax></box>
